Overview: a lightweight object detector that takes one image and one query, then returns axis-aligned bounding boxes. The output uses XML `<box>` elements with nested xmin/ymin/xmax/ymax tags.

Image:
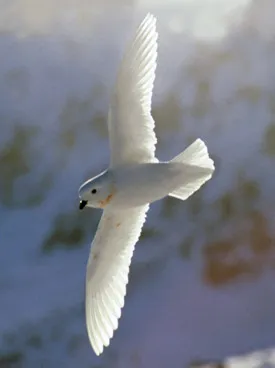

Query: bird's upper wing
<box><xmin>85</xmin><ymin>204</ymin><xmax>149</xmax><ymax>355</ymax></box>
<box><xmin>108</xmin><ymin>13</ymin><xmax>158</xmax><ymax>167</ymax></box>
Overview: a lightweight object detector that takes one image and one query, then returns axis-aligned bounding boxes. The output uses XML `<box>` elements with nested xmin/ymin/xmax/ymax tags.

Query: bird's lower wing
<box><xmin>85</xmin><ymin>204</ymin><xmax>150</xmax><ymax>355</ymax></box>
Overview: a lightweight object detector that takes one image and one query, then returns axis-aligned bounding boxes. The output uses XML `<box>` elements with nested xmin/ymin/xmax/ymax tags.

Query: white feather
<box><xmin>108</xmin><ymin>13</ymin><xmax>158</xmax><ymax>167</ymax></box>
<box><xmin>169</xmin><ymin>139</ymin><xmax>215</xmax><ymax>201</ymax></box>
<box><xmin>85</xmin><ymin>205</ymin><xmax>149</xmax><ymax>355</ymax></box>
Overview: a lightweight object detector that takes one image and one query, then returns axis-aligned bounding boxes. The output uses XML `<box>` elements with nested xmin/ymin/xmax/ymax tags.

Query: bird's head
<box><xmin>78</xmin><ymin>170</ymin><xmax>115</xmax><ymax>210</ymax></box>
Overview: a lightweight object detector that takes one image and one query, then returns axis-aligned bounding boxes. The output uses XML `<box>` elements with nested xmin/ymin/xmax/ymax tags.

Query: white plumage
<box><xmin>86</xmin><ymin>205</ymin><xmax>149</xmax><ymax>355</ymax></box>
<box><xmin>108</xmin><ymin>13</ymin><xmax>158</xmax><ymax>166</ymax></box>
<box><xmin>78</xmin><ymin>13</ymin><xmax>215</xmax><ymax>356</ymax></box>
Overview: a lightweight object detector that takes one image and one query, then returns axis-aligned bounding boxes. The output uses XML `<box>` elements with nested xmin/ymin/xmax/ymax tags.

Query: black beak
<box><xmin>79</xmin><ymin>200</ymin><xmax>88</xmax><ymax>210</ymax></box>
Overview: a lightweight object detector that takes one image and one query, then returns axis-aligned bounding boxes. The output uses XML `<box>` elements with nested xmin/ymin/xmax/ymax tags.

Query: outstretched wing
<box><xmin>85</xmin><ymin>204</ymin><xmax>149</xmax><ymax>355</ymax></box>
<box><xmin>108</xmin><ymin>13</ymin><xmax>158</xmax><ymax>167</ymax></box>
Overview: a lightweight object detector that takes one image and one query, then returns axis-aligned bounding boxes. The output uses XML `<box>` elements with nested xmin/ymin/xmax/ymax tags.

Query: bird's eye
<box><xmin>91</xmin><ymin>189</ymin><xmax>97</xmax><ymax>194</ymax></box>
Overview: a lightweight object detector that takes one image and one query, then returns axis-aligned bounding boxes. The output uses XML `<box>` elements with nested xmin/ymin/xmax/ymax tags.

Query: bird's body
<box><xmin>113</xmin><ymin>162</ymin><xmax>199</xmax><ymax>208</ymax></box>
<box><xmin>80</xmin><ymin>159</ymin><xmax>213</xmax><ymax>210</ymax></box>
<box><xmin>78</xmin><ymin>13</ymin><xmax>215</xmax><ymax>356</ymax></box>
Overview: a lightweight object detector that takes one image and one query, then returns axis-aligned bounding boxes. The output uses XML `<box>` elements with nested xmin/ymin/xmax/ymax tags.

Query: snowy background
<box><xmin>1</xmin><ymin>0</ymin><xmax>275</xmax><ymax>367</ymax></box>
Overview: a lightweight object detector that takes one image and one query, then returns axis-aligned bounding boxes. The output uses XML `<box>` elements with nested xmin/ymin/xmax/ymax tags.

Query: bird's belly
<box><xmin>111</xmin><ymin>163</ymin><xmax>182</xmax><ymax>209</ymax></box>
<box><xmin>112</xmin><ymin>186</ymin><xmax>153</xmax><ymax>208</ymax></box>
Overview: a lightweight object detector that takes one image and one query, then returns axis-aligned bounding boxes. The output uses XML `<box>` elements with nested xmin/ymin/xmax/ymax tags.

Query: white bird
<box><xmin>78</xmin><ymin>13</ymin><xmax>215</xmax><ymax>356</ymax></box>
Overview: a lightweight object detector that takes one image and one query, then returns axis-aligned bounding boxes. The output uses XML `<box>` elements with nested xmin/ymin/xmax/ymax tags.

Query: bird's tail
<box><xmin>168</xmin><ymin>139</ymin><xmax>215</xmax><ymax>201</ymax></box>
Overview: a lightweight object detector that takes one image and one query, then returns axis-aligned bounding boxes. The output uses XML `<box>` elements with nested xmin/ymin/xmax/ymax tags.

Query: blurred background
<box><xmin>1</xmin><ymin>0</ymin><xmax>275</xmax><ymax>367</ymax></box>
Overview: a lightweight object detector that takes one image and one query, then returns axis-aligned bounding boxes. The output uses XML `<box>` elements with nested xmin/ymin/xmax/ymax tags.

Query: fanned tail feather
<box><xmin>168</xmin><ymin>139</ymin><xmax>215</xmax><ymax>201</ymax></box>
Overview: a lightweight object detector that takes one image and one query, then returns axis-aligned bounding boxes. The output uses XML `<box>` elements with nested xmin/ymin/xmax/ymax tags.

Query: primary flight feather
<box><xmin>78</xmin><ymin>13</ymin><xmax>215</xmax><ymax>356</ymax></box>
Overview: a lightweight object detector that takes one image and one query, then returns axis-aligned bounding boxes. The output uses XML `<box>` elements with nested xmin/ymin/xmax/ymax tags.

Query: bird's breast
<box><xmin>98</xmin><ymin>193</ymin><xmax>115</xmax><ymax>208</ymax></box>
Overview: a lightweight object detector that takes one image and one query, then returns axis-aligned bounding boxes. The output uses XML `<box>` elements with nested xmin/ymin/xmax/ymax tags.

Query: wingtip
<box><xmin>146</xmin><ymin>12</ymin><xmax>156</xmax><ymax>19</ymax></box>
<box><xmin>142</xmin><ymin>12</ymin><xmax>157</xmax><ymax>27</ymax></box>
